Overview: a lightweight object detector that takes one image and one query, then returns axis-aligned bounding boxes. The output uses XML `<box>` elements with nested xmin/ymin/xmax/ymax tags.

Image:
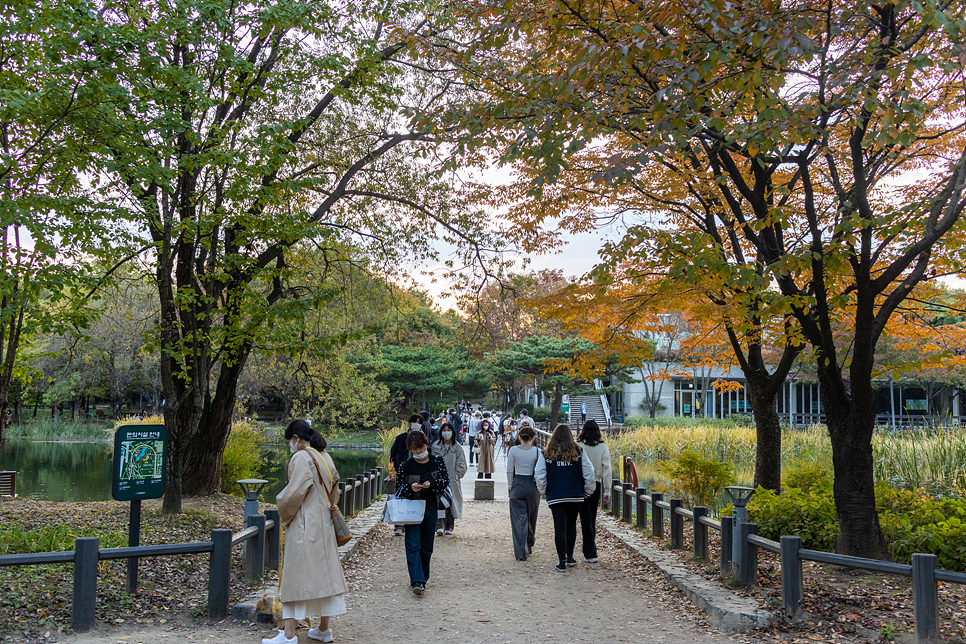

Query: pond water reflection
<box><xmin>0</xmin><ymin>439</ymin><xmax>383</xmax><ymax>503</ymax></box>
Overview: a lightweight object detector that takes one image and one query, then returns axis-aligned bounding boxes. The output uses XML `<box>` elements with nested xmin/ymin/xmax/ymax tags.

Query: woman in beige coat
<box><xmin>263</xmin><ymin>420</ymin><xmax>347</xmax><ymax>644</ymax></box>
<box><xmin>475</xmin><ymin>420</ymin><xmax>496</xmax><ymax>479</ymax></box>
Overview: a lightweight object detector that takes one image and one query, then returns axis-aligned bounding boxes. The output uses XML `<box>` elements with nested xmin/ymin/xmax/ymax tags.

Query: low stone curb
<box><xmin>599</xmin><ymin>514</ymin><xmax>773</xmax><ymax>632</ymax></box>
<box><xmin>231</xmin><ymin>500</ymin><xmax>386</xmax><ymax>623</ymax></box>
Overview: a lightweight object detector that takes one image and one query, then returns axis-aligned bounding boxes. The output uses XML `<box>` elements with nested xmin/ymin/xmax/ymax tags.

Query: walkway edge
<box><xmin>599</xmin><ymin>514</ymin><xmax>773</xmax><ymax>632</ymax></box>
<box><xmin>231</xmin><ymin>500</ymin><xmax>386</xmax><ymax>623</ymax></box>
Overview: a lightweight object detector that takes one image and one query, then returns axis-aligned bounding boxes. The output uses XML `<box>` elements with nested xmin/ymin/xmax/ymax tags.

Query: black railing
<box><xmin>0</xmin><ymin>466</ymin><xmax>384</xmax><ymax>633</ymax></box>
<box><xmin>606</xmin><ymin>477</ymin><xmax>966</xmax><ymax>643</ymax></box>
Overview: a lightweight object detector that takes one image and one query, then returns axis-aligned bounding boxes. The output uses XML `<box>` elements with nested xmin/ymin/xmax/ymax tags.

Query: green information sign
<box><xmin>112</xmin><ymin>425</ymin><xmax>167</xmax><ymax>501</ymax></box>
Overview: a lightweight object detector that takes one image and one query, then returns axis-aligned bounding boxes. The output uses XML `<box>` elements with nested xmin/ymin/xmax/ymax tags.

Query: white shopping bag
<box><xmin>385</xmin><ymin>496</ymin><xmax>427</xmax><ymax>524</ymax></box>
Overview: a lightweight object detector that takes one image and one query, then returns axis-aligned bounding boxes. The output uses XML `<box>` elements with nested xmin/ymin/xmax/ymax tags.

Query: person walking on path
<box><xmin>393</xmin><ymin>430</ymin><xmax>450</xmax><ymax>595</ymax></box>
<box><xmin>517</xmin><ymin>409</ymin><xmax>535</xmax><ymax>430</ymax></box>
<box><xmin>506</xmin><ymin>424</ymin><xmax>541</xmax><ymax>561</ymax></box>
<box><xmin>389</xmin><ymin>414</ymin><xmax>428</xmax><ymax>536</ymax></box>
<box><xmin>475</xmin><ymin>419</ymin><xmax>496</xmax><ymax>479</ymax></box>
<box><xmin>433</xmin><ymin>422</ymin><xmax>467</xmax><ymax>535</ymax></box>
<box><xmin>467</xmin><ymin>410</ymin><xmax>482</xmax><ymax>465</ymax></box>
<box><xmin>580</xmin><ymin>400</ymin><xmax>588</xmax><ymax>424</ymax></box>
<box><xmin>576</xmin><ymin>419</ymin><xmax>612</xmax><ymax>563</ymax></box>
<box><xmin>263</xmin><ymin>420</ymin><xmax>347</xmax><ymax>644</ymax></box>
<box><xmin>535</xmin><ymin>424</ymin><xmax>596</xmax><ymax>573</ymax></box>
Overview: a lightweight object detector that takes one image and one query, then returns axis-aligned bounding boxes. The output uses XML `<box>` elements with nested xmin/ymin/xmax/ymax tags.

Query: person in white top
<box><xmin>517</xmin><ymin>409</ymin><xmax>535</xmax><ymax>429</ymax></box>
<box><xmin>467</xmin><ymin>411</ymin><xmax>482</xmax><ymax>465</ymax></box>
<box><xmin>576</xmin><ymin>419</ymin><xmax>612</xmax><ymax>563</ymax></box>
<box><xmin>506</xmin><ymin>425</ymin><xmax>541</xmax><ymax>560</ymax></box>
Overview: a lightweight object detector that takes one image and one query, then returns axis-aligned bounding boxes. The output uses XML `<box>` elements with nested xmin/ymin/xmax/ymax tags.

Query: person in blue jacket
<box><xmin>535</xmin><ymin>424</ymin><xmax>596</xmax><ymax>572</ymax></box>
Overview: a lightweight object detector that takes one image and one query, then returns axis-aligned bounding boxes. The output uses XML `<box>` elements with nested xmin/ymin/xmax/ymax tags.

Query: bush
<box><xmin>782</xmin><ymin>459</ymin><xmax>833</xmax><ymax>493</ymax></box>
<box><xmin>748</xmin><ymin>486</ymin><xmax>840</xmax><ymax>552</ymax></box>
<box><xmin>655</xmin><ymin>449</ymin><xmax>735</xmax><ymax>510</ymax></box>
<box><xmin>220</xmin><ymin>420</ymin><xmax>269</xmax><ymax>495</ymax></box>
<box><xmin>749</xmin><ymin>483</ymin><xmax>966</xmax><ymax>571</ymax></box>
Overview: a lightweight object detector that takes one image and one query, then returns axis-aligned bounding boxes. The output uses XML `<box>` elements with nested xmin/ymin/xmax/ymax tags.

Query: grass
<box><xmin>0</xmin><ymin>522</ymin><xmax>126</xmax><ymax>555</ymax></box>
<box><xmin>610</xmin><ymin>419</ymin><xmax>966</xmax><ymax>499</ymax></box>
<box><xmin>4</xmin><ymin>418</ymin><xmax>113</xmax><ymax>441</ymax></box>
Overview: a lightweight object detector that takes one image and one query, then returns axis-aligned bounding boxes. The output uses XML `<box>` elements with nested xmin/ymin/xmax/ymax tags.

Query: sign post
<box><xmin>112</xmin><ymin>425</ymin><xmax>167</xmax><ymax>594</ymax></box>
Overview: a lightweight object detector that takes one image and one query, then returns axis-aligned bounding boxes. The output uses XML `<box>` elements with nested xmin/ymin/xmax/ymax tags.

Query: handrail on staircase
<box><xmin>593</xmin><ymin>378</ymin><xmax>612</xmax><ymax>427</ymax></box>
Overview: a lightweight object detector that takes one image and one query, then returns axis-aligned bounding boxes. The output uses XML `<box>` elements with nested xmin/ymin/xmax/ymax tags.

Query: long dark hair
<box><xmin>439</xmin><ymin>422</ymin><xmax>455</xmax><ymax>444</ymax></box>
<box><xmin>577</xmin><ymin>419</ymin><xmax>602</xmax><ymax>446</ymax></box>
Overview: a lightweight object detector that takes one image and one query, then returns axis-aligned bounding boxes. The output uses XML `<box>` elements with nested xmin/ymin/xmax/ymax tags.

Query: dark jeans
<box><xmin>404</xmin><ymin>505</ymin><xmax>437</xmax><ymax>585</ymax></box>
<box><xmin>436</xmin><ymin>506</ymin><xmax>454</xmax><ymax>532</ymax></box>
<box><xmin>580</xmin><ymin>482</ymin><xmax>601</xmax><ymax>559</ymax></box>
<box><xmin>549</xmin><ymin>502</ymin><xmax>582</xmax><ymax>563</ymax></box>
<box><xmin>468</xmin><ymin>438</ymin><xmax>477</xmax><ymax>464</ymax></box>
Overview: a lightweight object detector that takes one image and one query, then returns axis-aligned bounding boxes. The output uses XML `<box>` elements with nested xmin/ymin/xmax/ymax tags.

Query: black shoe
<box><xmin>554</xmin><ymin>562</ymin><xmax>567</xmax><ymax>572</ymax></box>
<box><xmin>412</xmin><ymin>583</ymin><xmax>424</xmax><ymax>595</ymax></box>
<box><xmin>566</xmin><ymin>557</ymin><xmax>577</xmax><ymax>567</ymax></box>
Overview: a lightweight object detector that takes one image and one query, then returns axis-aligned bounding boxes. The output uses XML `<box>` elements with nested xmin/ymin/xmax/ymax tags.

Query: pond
<box><xmin>0</xmin><ymin>439</ymin><xmax>383</xmax><ymax>503</ymax></box>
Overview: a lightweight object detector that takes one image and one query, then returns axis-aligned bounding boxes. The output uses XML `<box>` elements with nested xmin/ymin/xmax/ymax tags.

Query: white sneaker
<box><xmin>436</xmin><ymin>528</ymin><xmax>444</xmax><ymax>535</ymax></box>
<box><xmin>444</xmin><ymin>530</ymin><xmax>452</xmax><ymax>535</ymax></box>
<box><xmin>262</xmin><ymin>630</ymin><xmax>296</xmax><ymax>644</ymax></box>
<box><xmin>308</xmin><ymin>628</ymin><xmax>334</xmax><ymax>643</ymax></box>
<box><xmin>584</xmin><ymin>557</ymin><xmax>599</xmax><ymax>563</ymax></box>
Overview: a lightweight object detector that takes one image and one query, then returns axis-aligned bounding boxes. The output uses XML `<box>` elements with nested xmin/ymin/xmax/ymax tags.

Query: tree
<box><xmin>0</xmin><ymin>2</ymin><xmax>108</xmax><ymax>439</ymax></box>
<box><xmin>431</xmin><ymin>0</ymin><xmax>966</xmax><ymax>558</ymax></box>
<box><xmin>25</xmin><ymin>0</ymin><xmax>503</xmax><ymax>513</ymax></box>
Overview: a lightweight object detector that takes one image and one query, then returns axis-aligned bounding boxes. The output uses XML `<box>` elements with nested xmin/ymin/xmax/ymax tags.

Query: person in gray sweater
<box><xmin>506</xmin><ymin>425</ymin><xmax>541</xmax><ymax>560</ymax></box>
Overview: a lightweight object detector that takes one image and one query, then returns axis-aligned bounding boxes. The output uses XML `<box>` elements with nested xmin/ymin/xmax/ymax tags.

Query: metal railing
<box><xmin>0</xmin><ymin>466</ymin><xmax>384</xmax><ymax>633</ymax></box>
<box><xmin>606</xmin><ymin>477</ymin><xmax>966</xmax><ymax>644</ymax></box>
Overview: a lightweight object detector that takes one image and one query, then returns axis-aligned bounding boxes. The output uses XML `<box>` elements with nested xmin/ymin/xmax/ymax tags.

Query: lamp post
<box><xmin>237</xmin><ymin>479</ymin><xmax>269</xmax><ymax>522</ymax></box>
<box><xmin>724</xmin><ymin>486</ymin><xmax>755</xmax><ymax>575</ymax></box>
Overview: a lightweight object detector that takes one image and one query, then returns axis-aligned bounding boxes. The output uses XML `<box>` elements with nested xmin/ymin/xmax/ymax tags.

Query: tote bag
<box><xmin>307</xmin><ymin>448</ymin><xmax>353</xmax><ymax>546</ymax></box>
<box><xmin>385</xmin><ymin>496</ymin><xmax>427</xmax><ymax>524</ymax></box>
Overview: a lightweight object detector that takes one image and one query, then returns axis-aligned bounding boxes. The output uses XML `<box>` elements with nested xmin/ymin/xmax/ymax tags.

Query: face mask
<box><xmin>412</xmin><ymin>450</ymin><xmax>429</xmax><ymax>461</ymax></box>
<box><xmin>442</xmin><ymin>431</ymin><xmax>453</xmax><ymax>439</ymax></box>
<box><xmin>289</xmin><ymin>438</ymin><xmax>300</xmax><ymax>454</ymax></box>
<box><xmin>410</xmin><ymin>423</ymin><xmax>421</xmax><ymax>431</ymax></box>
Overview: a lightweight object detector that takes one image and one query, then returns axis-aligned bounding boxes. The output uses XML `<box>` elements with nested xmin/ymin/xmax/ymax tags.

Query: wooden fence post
<box><xmin>71</xmin><ymin>537</ymin><xmax>99</xmax><ymax>633</ymax></box>
<box><xmin>265</xmin><ymin>509</ymin><xmax>280</xmax><ymax>571</ymax></box>
<box><xmin>669</xmin><ymin>499</ymin><xmax>684</xmax><ymax>548</ymax></box>
<box><xmin>692</xmin><ymin>507</ymin><xmax>708</xmax><ymax>559</ymax></box>
<box><xmin>610</xmin><ymin>479</ymin><xmax>621</xmax><ymax>519</ymax></box>
<box><xmin>912</xmin><ymin>553</ymin><xmax>940</xmax><ymax>644</ymax></box>
<box><xmin>635</xmin><ymin>488</ymin><xmax>648</xmax><ymax>530</ymax></box>
<box><xmin>208</xmin><ymin>529</ymin><xmax>232</xmax><ymax>621</ymax></box>
<box><xmin>780</xmin><ymin>536</ymin><xmax>804</xmax><ymax>619</ymax></box>
<box><xmin>621</xmin><ymin>483</ymin><xmax>633</xmax><ymax>523</ymax></box>
<box><xmin>651</xmin><ymin>493</ymin><xmax>664</xmax><ymax>539</ymax></box>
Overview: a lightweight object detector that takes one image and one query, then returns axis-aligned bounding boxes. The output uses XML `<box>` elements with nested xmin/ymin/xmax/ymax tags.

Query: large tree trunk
<box><xmin>819</xmin><ymin>356</ymin><xmax>891</xmax><ymax>560</ymax></box>
<box><xmin>746</xmin><ymin>374</ymin><xmax>782</xmax><ymax>492</ymax></box>
<box><xmin>181</xmin><ymin>359</ymin><xmax>247</xmax><ymax>495</ymax></box>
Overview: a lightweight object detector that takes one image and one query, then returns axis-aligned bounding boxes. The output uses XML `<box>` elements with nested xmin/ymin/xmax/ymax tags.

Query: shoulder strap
<box><xmin>305</xmin><ymin>448</ymin><xmax>338</xmax><ymax>511</ymax></box>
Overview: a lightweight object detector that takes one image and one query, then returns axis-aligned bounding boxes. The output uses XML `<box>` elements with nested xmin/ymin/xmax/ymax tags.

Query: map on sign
<box><xmin>119</xmin><ymin>440</ymin><xmax>164</xmax><ymax>480</ymax></box>
<box><xmin>112</xmin><ymin>425</ymin><xmax>167</xmax><ymax>501</ymax></box>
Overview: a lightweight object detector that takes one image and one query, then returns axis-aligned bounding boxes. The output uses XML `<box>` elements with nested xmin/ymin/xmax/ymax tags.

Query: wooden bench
<box><xmin>0</xmin><ymin>471</ymin><xmax>16</xmax><ymax>498</ymax></box>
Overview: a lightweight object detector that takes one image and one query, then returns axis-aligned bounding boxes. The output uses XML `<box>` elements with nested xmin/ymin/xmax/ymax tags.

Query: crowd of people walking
<box><xmin>264</xmin><ymin>408</ymin><xmax>612</xmax><ymax>642</ymax></box>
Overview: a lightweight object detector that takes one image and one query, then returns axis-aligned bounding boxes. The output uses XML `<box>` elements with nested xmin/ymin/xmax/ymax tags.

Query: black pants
<box><xmin>549</xmin><ymin>502</ymin><xmax>581</xmax><ymax>564</ymax></box>
<box><xmin>580</xmin><ymin>482</ymin><xmax>601</xmax><ymax>559</ymax></box>
<box><xmin>468</xmin><ymin>438</ymin><xmax>477</xmax><ymax>464</ymax></box>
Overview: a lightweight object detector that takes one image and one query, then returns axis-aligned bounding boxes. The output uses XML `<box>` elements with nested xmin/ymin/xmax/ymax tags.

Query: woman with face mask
<box><xmin>389</xmin><ymin>414</ymin><xmax>430</xmax><ymax>536</ymax></box>
<box><xmin>475</xmin><ymin>419</ymin><xmax>497</xmax><ymax>480</ymax></box>
<box><xmin>393</xmin><ymin>430</ymin><xmax>450</xmax><ymax>594</ymax></box>
<box><xmin>263</xmin><ymin>420</ymin><xmax>346</xmax><ymax>644</ymax></box>
<box><xmin>432</xmin><ymin>422</ymin><xmax>467</xmax><ymax>535</ymax></box>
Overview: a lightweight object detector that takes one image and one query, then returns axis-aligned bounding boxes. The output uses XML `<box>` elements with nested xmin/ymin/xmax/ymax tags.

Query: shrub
<box><xmin>512</xmin><ymin>404</ymin><xmax>551</xmax><ymax>422</ymax></box>
<box><xmin>782</xmin><ymin>459</ymin><xmax>833</xmax><ymax>493</ymax></box>
<box><xmin>747</xmin><ymin>486</ymin><xmax>840</xmax><ymax>552</ymax></box>
<box><xmin>220</xmin><ymin>420</ymin><xmax>269</xmax><ymax>495</ymax></box>
<box><xmin>655</xmin><ymin>449</ymin><xmax>735</xmax><ymax>510</ymax></box>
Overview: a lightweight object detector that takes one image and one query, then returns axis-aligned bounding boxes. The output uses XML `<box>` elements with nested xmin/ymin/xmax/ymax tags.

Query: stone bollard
<box><xmin>474</xmin><ymin>479</ymin><xmax>494</xmax><ymax>500</ymax></box>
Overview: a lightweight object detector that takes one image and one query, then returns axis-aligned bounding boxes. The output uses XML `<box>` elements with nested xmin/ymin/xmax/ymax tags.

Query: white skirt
<box><xmin>281</xmin><ymin>594</ymin><xmax>347</xmax><ymax>619</ymax></box>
